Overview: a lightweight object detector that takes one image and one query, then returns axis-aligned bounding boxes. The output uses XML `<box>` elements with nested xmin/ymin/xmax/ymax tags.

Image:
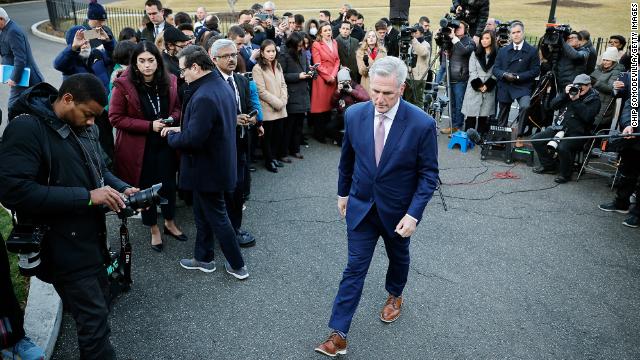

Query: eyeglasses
<box><xmin>216</xmin><ymin>53</ymin><xmax>238</xmax><ymax>61</ymax></box>
<box><xmin>179</xmin><ymin>66</ymin><xmax>188</xmax><ymax>77</ymax></box>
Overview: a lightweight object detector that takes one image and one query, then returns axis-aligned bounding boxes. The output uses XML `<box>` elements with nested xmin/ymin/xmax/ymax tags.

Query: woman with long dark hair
<box><xmin>461</xmin><ymin>30</ymin><xmax>497</xmax><ymax>135</ymax></box>
<box><xmin>109</xmin><ymin>41</ymin><xmax>185</xmax><ymax>252</ymax></box>
<box><xmin>310</xmin><ymin>21</ymin><xmax>340</xmax><ymax>143</ymax></box>
<box><xmin>279</xmin><ymin>32</ymin><xmax>311</xmax><ymax>160</ymax></box>
<box><xmin>252</xmin><ymin>39</ymin><xmax>288</xmax><ymax>173</ymax></box>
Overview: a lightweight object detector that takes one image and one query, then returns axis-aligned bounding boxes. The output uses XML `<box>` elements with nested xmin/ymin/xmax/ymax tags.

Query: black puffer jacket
<box><xmin>452</xmin><ymin>0</ymin><xmax>490</xmax><ymax>38</ymax></box>
<box><xmin>554</xmin><ymin>41</ymin><xmax>589</xmax><ymax>87</ymax></box>
<box><xmin>448</xmin><ymin>35</ymin><xmax>476</xmax><ymax>83</ymax></box>
<box><xmin>545</xmin><ymin>87</ymin><xmax>601</xmax><ymax>136</ymax></box>
<box><xmin>0</xmin><ymin>83</ymin><xmax>129</xmax><ymax>283</ymax></box>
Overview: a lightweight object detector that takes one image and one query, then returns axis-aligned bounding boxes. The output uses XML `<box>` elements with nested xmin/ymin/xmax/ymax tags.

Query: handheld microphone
<box><xmin>466</xmin><ymin>128</ymin><xmax>484</xmax><ymax>145</ymax></box>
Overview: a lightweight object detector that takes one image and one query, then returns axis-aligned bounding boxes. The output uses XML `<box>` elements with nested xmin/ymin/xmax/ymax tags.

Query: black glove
<box><xmin>503</xmin><ymin>72</ymin><xmax>516</xmax><ymax>82</ymax></box>
<box><xmin>363</xmin><ymin>55</ymin><xmax>369</xmax><ymax>67</ymax></box>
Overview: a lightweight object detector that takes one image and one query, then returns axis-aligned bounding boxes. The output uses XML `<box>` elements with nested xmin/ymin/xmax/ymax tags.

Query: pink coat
<box><xmin>109</xmin><ymin>69</ymin><xmax>181</xmax><ymax>187</ymax></box>
<box><xmin>310</xmin><ymin>40</ymin><xmax>340</xmax><ymax>113</ymax></box>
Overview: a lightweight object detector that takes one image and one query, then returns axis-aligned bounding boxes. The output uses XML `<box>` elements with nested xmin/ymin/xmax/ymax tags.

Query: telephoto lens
<box><xmin>568</xmin><ymin>84</ymin><xmax>580</xmax><ymax>96</ymax></box>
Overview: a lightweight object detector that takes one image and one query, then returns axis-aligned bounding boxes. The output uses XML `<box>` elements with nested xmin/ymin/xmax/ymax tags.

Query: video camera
<box><xmin>540</xmin><ymin>23</ymin><xmax>572</xmax><ymax>67</ymax></box>
<box><xmin>391</xmin><ymin>17</ymin><xmax>420</xmax><ymax>67</ymax></box>
<box><xmin>496</xmin><ymin>22</ymin><xmax>511</xmax><ymax>47</ymax></box>
<box><xmin>435</xmin><ymin>13</ymin><xmax>462</xmax><ymax>51</ymax></box>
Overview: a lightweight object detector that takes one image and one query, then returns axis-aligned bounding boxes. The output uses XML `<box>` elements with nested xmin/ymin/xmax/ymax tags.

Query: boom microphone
<box><xmin>465</xmin><ymin>129</ymin><xmax>640</xmax><ymax>146</ymax></box>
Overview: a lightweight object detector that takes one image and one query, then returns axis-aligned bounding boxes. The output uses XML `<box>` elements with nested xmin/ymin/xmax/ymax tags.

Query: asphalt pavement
<box><xmin>52</xmin><ymin>134</ymin><xmax>640</xmax><ymax>359</ymax></box>
<box><xmin>1</xmin><ymin>4</ymin><xmax>638</xmax><ymax>358</ymax></box>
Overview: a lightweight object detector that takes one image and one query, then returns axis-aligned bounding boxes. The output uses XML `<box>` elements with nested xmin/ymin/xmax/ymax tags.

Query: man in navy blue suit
<box><xmin>315</xmin><ymin>56</ymin><xmax>439</xmax><ymax>357</ymax></box>
<box><xmin>162</xmin><ymin>45</ymin><xmax>249</xmax><ymax>280</ymax></box>
<box><xmin>0</xmin><ymin>8</ymin><xmax>44</xmax><ymax>118</ymax></box>
<box><xmin>492</xmin><ymin>21</ymin><xmax>540</xmax><ymax>144</ymax></box>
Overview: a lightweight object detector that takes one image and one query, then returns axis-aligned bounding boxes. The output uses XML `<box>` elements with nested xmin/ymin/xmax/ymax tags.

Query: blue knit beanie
<box><xmin>87</xmin><ymin>0</ymin><xmax>107</xmax><ymax>21</ymax></box>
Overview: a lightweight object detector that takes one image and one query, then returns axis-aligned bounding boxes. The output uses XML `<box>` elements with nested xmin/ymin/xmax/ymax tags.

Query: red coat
<box><xmin>310</xmin><ymin>40</ymin><xmax>340</xmax><ymax>113</ymax></box>
<box><xmin>109</xmin><ymin>69</ymin><xmax>181</xmax><ymax>187</ymax></box>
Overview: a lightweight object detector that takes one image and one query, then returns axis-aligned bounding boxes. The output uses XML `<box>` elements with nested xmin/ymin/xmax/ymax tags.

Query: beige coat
<box><xmin>252</xmin><ymin>62</ymin><xmax>288</xmax><ymax>121</ymax></box>
<box><xmin>356</xmin><ymin>46</ymin><xmax>387</xmax><ymax>93</ymax></box>
<box><xmin>410</xmin><ymin>38</ymin><xmax>431</xmax><ymax>80</ymax></box>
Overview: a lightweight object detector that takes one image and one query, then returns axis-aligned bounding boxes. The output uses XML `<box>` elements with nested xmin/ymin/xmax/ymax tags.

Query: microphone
<box><xmin>466</xmin><ymin>128</ymin><xmax>484</xmax><ymax>145</ymax></box>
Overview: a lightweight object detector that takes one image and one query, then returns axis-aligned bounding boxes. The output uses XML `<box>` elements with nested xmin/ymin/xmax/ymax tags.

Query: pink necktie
<box><xmin>375</xmin><ymin>114</ymin><xmax>386</xmax><ymax>166</ymax></box>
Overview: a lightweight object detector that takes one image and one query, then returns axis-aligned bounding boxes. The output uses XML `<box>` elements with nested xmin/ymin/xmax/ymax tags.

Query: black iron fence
<box><xmin>45</xmin><ymin>0</ymin><xmax>235</xmax><ymax>39</ymax></box>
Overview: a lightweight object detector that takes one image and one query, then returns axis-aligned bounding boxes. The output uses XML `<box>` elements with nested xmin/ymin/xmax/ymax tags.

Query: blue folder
<box><xmin>1</xmin><ymin>65</ymin><xmax>30</xmax><ymax>87</ymax></box>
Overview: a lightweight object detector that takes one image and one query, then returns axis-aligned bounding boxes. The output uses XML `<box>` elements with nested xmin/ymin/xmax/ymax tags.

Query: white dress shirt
<box><xmin>218</xmin><ymin>69</ymin><xmax>242</xmax><ymax>114</ymax></box>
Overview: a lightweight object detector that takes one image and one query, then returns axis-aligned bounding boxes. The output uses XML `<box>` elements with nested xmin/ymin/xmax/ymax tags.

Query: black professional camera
<box><xmin>242</xmin><ymin>72</ymin><xmax>253</xmax><ymax>81</ymax></box>
<box><xmin>496</xmin><ymin>22</ymin><xmax>511</xmax><ymax>47</ymax></box>
<box><xmin>542</xmin><ymin>24</ymin><xmax>571</xmax><ymax>47</ymax></box>
<box><xmin>568</xmin><ymin>84</ymin><xmax>581</xmax><ymax>96</ymax></box>
<box><xmin>435</xmin><ymin>13</ymin><xmax>461</xmax><ymax>51</ymax></box>
<box><xmin>6</xmin><ymin>221</ymin><xmax>48</xmax><ymax>277</ymax></box>
<box><xmin>391</xmin><ymin>17</ymin><xmax>419</xmax><ymax>67</ymax></box>
<box><xmin>118</xmin><ymin>183</ymin><xmax>166</xmax><ymax>219</ymax></box>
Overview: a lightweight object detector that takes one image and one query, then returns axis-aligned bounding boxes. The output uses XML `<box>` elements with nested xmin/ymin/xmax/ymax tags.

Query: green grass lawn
<box><xmin>107</xmin><ymin>0</ymin><xmax>629</xmax><ymax>40</ymax></box>
<box><xmin>1</xmin><ymin>209</ymin><xmax>29</xmax><ymax>308</ymax></box>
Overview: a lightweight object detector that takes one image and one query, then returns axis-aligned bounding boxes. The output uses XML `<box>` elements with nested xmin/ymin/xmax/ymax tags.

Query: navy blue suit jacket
<box><xmin>492</xmin><ymin>41</ymin><xmax>540</xmax><ymax>103</ymax></box>
<box><xmin>338</xmin><ymin>100</ymin><xmax>439</xmax><ymax>236</ymax></box>
<box><xmin>0</xmin><ymin>20</ymin><xmax>44</xmax><ymax>86</ymax></box>
<box><xmin>240</xmin><ymin>44</ymin><xmax>260</xmax><ymax>72</ymax></box>
<box><xmin>167</xmin><ymin>72</ymin><xmax>238</xmax><ymax>192</ymax></box>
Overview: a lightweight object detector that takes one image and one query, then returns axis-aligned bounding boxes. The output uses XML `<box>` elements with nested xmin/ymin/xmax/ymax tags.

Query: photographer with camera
<box><xmin>531</xmin><ymin>74</ymin><xmax>600</xmax><ymax>183</ymax></box>
<box><xmin>330</xmin><ymin>67</ymin><xmax>369</xmax><ymax>143</ymax></box>
<box><xmin>452</xmin><ymin>0</ymin><xmax>489</xmax><ymax>44</ymax></box>
<box><xmin>493</xmin><ymin>21</ymin><xmax>539</xmax><ymax>144</ymax></box>
<box><xmin>552</xmin><ymin>31</ymin><xmax>589</xmax><ymax>89</ymax></box>
<box><xmin>403</xmin><ymin>24</ymin><xmax>431</xmax><ymax>108</ymax></box>
<box><xmin>439</xmin><ymin>20</ymin><xmax>475</xmax><ymax>134</ymax></box>
<box><xmin>0</xmin><ymin>74</ymin><xmax>140</xmax><ymax>360</ymax></box>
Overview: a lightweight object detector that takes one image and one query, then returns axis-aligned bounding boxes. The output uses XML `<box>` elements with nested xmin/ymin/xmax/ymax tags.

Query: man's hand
<box><xmin>71</xmin><ymin>29</ymin><xmax>88</xmax><ymax>51</ymax></box>
<box><xmin>503</xmin><ymin>73</ymin><xmax>516</xmax><ymax>82</ymax></box>
<box><xmin>90</xmin><ymin>186</ymin><xmax>126</xmax><ymax>212</ymax></box>
<box><xmin>395</xmin><ymin>215</ymin><xmax>417</xmax><ymax>238</ymax></box>
<box><xmin>613</xmin><ymin>80</ymin><xmax>625</xmax><ymax>90</ymax></box>
<box><xmin>257</xmin><ymin>125</ymin><xmax>265</xmax><ymax>136</ymax></box>
<box><xmin>7</xmin><ymin>79</ymin><xmax>16</xmax><ymax>87</ymax></box>
<box><xmin>160</xmin><ymin>126</ymin><xmax>180</xmax><ymax>137</ymax></box>
<box><xmin>152</xmin><ymin>119</ymin><xmax>166</xmax><ymax>132</ymax></box>
<box><xmin>337</xmin><ymin>196</ymin><xmax>348</xmax><ymax>218</ymax></box>
<box><xmin>250</xmin><ymin>48</ymin><xmax>260</xmax><ymax>61</ymax></box>
<box><xmin>123</xmin><ymin>187</ymin><xmax>140</xmax><ymax>197</ymax></box>
<box><xmin>622</xmin><ymin>125</ymin><xmax>634</xmax><ymax>139</ymax></box>
<box><xmin>237</xmin><ymin>114</ymin><xmax>250</xmax><ymax>126</ymax></box>
<box><xmin>95</xmin><ymin>27</ymin><xmax>109</xmax><ymax>41</ymax></box>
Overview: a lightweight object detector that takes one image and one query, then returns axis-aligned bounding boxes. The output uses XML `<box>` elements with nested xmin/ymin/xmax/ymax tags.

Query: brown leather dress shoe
<box><xmin>314</xmin><ymin>332</ymin><xmax>347</xmax><ymax>357</ymax></box>
<box><xmin>380</xmin><ymin>294</ymin><xmax>403</xmax><ymax>323</ymax></box>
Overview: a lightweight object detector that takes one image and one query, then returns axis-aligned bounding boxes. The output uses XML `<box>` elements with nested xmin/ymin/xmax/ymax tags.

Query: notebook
<box><xmin>1</xmin><ymin>65</ymin><xmax>30</xmax><ymax>87</ymax></box>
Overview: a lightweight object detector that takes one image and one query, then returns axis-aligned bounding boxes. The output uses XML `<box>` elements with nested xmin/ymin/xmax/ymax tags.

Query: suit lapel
<box><xmin>362</xmin><ymin>102</ymin><xmax>376</xmax><ymax>170</ymax></box>
<box><xmin>377</xmin><ymin>100</ymin><xmax>408</xmax><ymax>172</ymax></box>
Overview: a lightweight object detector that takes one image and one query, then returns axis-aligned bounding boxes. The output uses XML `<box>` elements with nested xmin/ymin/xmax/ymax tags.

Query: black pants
<box><xmin>192</xmin><ymin>191</ymin><xmax>245</xmax><ymax>269</ymax></box>
<box><xmin>95</xmin><ymin>111</ymin><xmax>114</xmax><ymax>168</ymax></box>
<box><xmin>464</xmin><ymin>116</ymin><xmax>491</xmax><ymax>135</ymax></box>
<box><xmin>282</xmin><ymin>113</ymin><xmax>305</xmax><ymax>156</ymax></box>
<box><xmin>139</xmin><ymin>141</ymin><xmax>177</xmax><ymax>227</ymax></box>
<box><xmin>615</xmin><ymin>147</ymin><xmax>640</xmax><ymax>215</ymax></box>
<box><xmin>497</xmin><ymin>95</ymin><xmax>530</xmax><ymax>136</ymax></box>
<box><xmin>261</xmin><ymin>118</ymin><xmax>284</xmax><ymax>165</ymax></box>
<box><xmin>225</xmin><ymin>133</ymin><xmax>249</xmax><ymax>232</ymax></box>
<box><xmin>532</xmin><ymin>128</ymin><xmax>587</xmax><ymax>178</ymax></box>
<box><xmin>0</xmin><ymin>235</ymin><xmax>25</xmax><ymax>348</ymax></box>
<box><xmin>311</xmin><ymin>111</ymin><xmax>331</xmax><ymax>141</ymax></box>
<box><xmin>53</xmin><ymin>272</ymin><xmax>116</xmax><ymax>360</ymax></box>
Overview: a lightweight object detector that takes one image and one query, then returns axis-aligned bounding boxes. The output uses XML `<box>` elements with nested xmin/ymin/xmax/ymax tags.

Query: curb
<box><xmin>23</xmin><ymin>278</ymin><xmax>62</xmax><ymax>360</ymax></box>
<box><xmin>31</xmin><ymin>19</ymin><xmax>66</xmax><ymax>44</ymax></box>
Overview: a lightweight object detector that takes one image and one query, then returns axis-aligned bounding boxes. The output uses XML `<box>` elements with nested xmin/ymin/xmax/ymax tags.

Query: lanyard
<box><xmin>146</xmin><ymin>88</ymin><xmax>161</xmax><ymax>119</ymax></box>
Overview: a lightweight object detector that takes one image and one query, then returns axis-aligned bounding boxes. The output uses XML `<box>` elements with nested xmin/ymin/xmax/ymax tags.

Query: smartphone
<box><xmin>160</xmin><ymin>117</ymin><xmax>174</xmax><ymax>124</ymax></box>
<box><xmin>83</xmin><ymin>29</ymin><xmax>99</xmax><ymax>40</ymax></box>
<box><xmin>247</xmin><ymin>109</ymin><xmax>258</xmax><ymax>118</ymax></box>
<box><xmin>256</xmin><ymin>13</ymin><xmax>269</xmax><ymax>21</ymax></box>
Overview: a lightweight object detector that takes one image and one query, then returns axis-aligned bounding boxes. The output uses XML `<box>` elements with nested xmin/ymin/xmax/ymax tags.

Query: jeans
<box><xmin>449</xmin><ymin>81</ymin><xmax>467</xmax><ymax>129</ymax></box>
